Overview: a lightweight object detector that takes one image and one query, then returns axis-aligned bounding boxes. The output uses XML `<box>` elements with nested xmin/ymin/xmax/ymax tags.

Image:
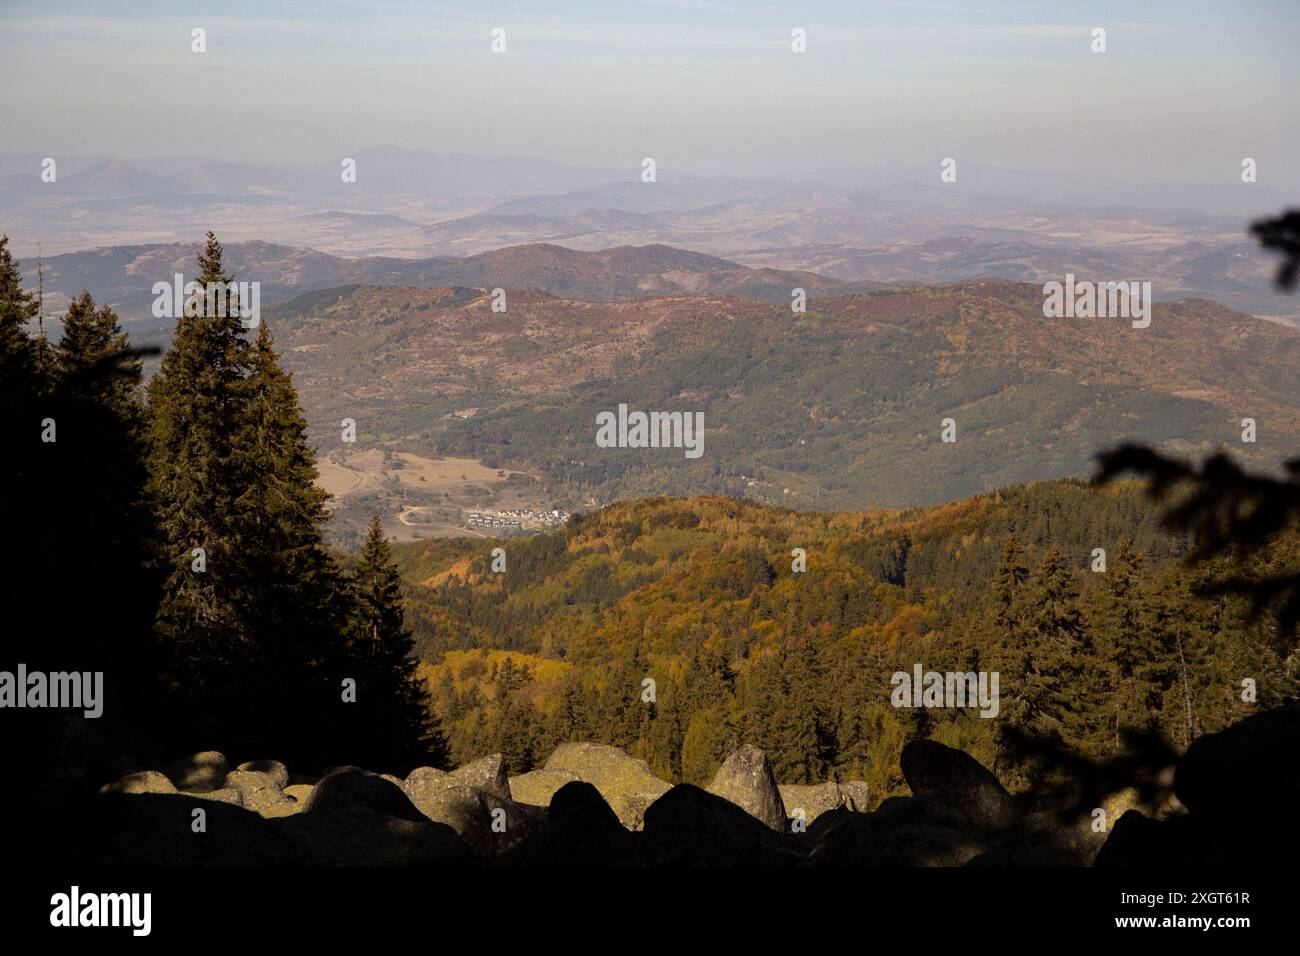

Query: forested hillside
<box><xmin>394</xmin><ymin>485</ymin><xmax>1299</xmax><ymax>799</ymax></box>
<box><xmin>270</xmin><ymin>278</ymin><xmax>1300</xmax><ymax>511</ymax></box>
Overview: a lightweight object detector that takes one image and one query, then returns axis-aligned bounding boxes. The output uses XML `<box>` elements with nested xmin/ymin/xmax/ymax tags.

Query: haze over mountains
<box><xmin>8</xmin><ymin>143</ymin><xmax>1298</xmax><ymax>524</ymax></box>
<box><xmin>7</xmin><ymin>146</ymin><xmax>1295</xmax><ymax>324</ymax></box>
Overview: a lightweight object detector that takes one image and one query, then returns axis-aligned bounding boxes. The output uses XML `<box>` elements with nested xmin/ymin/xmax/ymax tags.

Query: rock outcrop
<box><xmin>900</xmin><ymin>739</ymin><xmax>1019</xmax><ymax>834</ymax></box>
<box><xmin>780</xmin><ymin>781</ymin><xmax>847</xmax><ymax>823</ymax></box>
<box><xmin>305</xmin><ymin>769</ymin><xmax>425</xmax><ymax>822</ymax></box>
<box><xmin>449</xmin><ymin>754</ymin><xmax>510</xmax><ymax>802</ymax></box>
<box><xmin>94</xmin><ymin>708</ymin><xmax>1300</xmax><ymax>866</ymax></box>
<box><xmin>706</xmin><ymin>745</ymin><xmax>786</xmax><ymax>830</ymax></box>
<box><xmin>539</xmin><ymin>743</ymin><xmax>670</xmax><ymax>829</ymax></box>
<box><xmin>100</xmin><ymin>770</ymin><xmax>177</xmax><ymax>795</ymax></box>
<box><xmin>161</xmin><ymin>751</ymin><xmax>229</xmax><ymax>792</ymax></box>
<box><xmin>223</xmin><ymin>769</ymin><xmax>298</xmax><ymax>818</ymax></box>
<box><xmin>236</xmin><ymin>759</ymin><xmax>289</xmax><ymax>789</ymax></box>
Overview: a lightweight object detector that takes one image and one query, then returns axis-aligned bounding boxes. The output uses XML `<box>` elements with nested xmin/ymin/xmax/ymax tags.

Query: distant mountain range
<box><xmin>21</xmin><ymin>241</ymin><xmax>849</xmax><ymax>341</ymax></box>
<box><xmin>23</xmin><ymin>233</ymin><xmax>1293</xmax><ymax>346</ymax></box>
<box><xmin>266</xmin><ymin>277</ymin><xmax>1300</xmax><ymax>511</ymax></box>
<box><xmin>9</xmin><ymin>142</ymin><xmax>1292</xmax><ymax>321</ymax></box>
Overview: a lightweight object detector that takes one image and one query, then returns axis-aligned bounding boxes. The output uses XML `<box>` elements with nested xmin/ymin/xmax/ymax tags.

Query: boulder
<box><xmin>223</xmin><ymin>769</ymin><xmax>295</xmax><ymax>818</ymax></box>
<box><xmin>779</xmin><ymin>782</ymin><xmax>845</xmax><ymax>824</ymax></box>
<box><xmin>509</xmin><ymin>767</ymin><xmax>580</xmax><ymax>809</ymax></box>
<box><xmin>304</xmin><ymin>769</ymin><xmax>425</xmax><ymax>822</ymax></box>
<box><xmin>449</xmin><ymin>754</ymin><xmax>510</xmax><ymax>801</ymax></box>
<box><xmin>501</xmin><ymin>782</ymin><xmax>636</xmax><ymax>866</ymax></box>
<box><xmin>839</xmin><ymin>781</ymin><xmax>871</xmax><ymax>812</ymax></box>
<box><xmin>100</xmin><ymin>770</ymin><xmax>176</xmax><ymax>795</ymax></box>
<box><xmin>810</xmin><ymin>815</ymin><xmax>988</xmax><ymax>866</ymax></box>
<box><xmin>236</xmin><ymin>759</ymin><xmax>289</xmax><ymax>789</ymax></box>
<box><xmin>706</xmin><ymin>745</ymin><xmax>786</xmax><ymax>831</ymax></box>
<box><xmin>92</xmin><ymin>793</ymin><xmax>295</xmax><ymax>866</ymax></box>
<box><xmin>277</xmin><ymin>807</ymin><xmax>473</xmax><ymax>866</ymax></box>
<box><xmin>404</xmin><ymin>783</ymin><xmax>518</xmax><ymax>856</ymax></box>
<box><xmin>542</xmin><ymin>743</ymin><xmax>670</xmax><ymax>829</ymax></box>
<box><xmin>806</xmin><ymin>806</ymin><xmax>857</xmax><ymax>845</ymax></box>
<box><xmin>403</xmin><ymin>767</ymin><xmax>451</xmax><ymax>809</ymax></box>
<box><xmin>1011</xmin><ymin>799</ymin><xmax>1126</xmax><ymax>866</ymax></box>
<box><xmin>640</xmin><ymin>784</ymin><xmax>804</xmax><ymax>866</ymax></box>
<box><xmin>1093</xmin><ymin>809</ymin><xmax>1176</xmax><ymax>867</ymax></box>
<box><xmin>191</xmin><ymin>787</ymin><xmax>244</xmax><ymax>807</ymax></box>
<box><xmin>900</xmin><ymin>739</ymin><xmax>1019</xmax><ymax>833</ymax></box>
<box><xmin>1175</xmin><ymin>703</ymin><xmax>1300</xmax><ymax>821</ymax></box>
<box><xmin>870</xmin><ymin>794</ymin><xmax>987</xmax><ymax>833</ymax></box>
<box><xmin>284</xmin><ymin>784</ymin><xmax>315</xmax><ymax>805</ymax></box>
<box><xmin>161</xmin><ymin>751</ymin><xmax>229</xmax><ymax>792</ymax></box>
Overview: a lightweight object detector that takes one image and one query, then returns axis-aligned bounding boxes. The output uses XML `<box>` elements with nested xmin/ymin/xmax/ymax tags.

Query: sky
<box><xmin>2</xmin><ymin>0</ymin><xmax>1299</xmax><ymax>186</ymax></box>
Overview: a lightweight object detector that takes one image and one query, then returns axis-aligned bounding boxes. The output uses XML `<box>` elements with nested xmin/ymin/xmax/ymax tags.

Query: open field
<box><xmin>314</xmin><ymin>448</ymin><xmax>558</xmax><ymax>548</ymax></box>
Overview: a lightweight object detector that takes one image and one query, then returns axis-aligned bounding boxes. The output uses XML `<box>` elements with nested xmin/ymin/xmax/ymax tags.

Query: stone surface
<box><xmin>900</xmin><ymin>739</ymin><xmax>1019</xmax><ymax>833</ymax></box>
<box><xmin>223</xmin><ymin>769</ymin><xmax>294</xmax><ymax>817</ymax></box>
<box><xmin>542</xmin><ymin>743</ymin><xmax>670</xmax><ymax>830</ymax></box>
<box><xmin>839</xmin><ymin>781</ymin><xmax>871</xmax><ymax>812</ymax></box>
<box><xmin>449</xmin><ymin>754</ymin><xmax>510</xmax><ymax>801</ymax></box>
<box><xmin>1175</xmin><ymin>703</ymin><xmax>1300</xmax><ymax>820</ymax></box>
<box><xmin>161</xmin><ymin>752</ymin><xmax>229</xmax><ymax>792</ymax></box>
<box><xmin>237</xmin><ymin>759</ymin><xmax>289</xmax><ymax>789</ymax></box>
<box><xmin>284</xmin><ymin>784</ymin><xmax>315</xmax><ymax>805</ymax></box>
<box><xmin>100</xmin><ymin>770</ymin><xmax>177</xmax><ymax>795</ymax></box>
<box><xmin>305</xmin><ymin>769</ymin><xmax>425</xmax><ymax>822</ymax></box>
<box><xmin>502</xmin><ymin>782</ymin><xmax>636</xmax><ymax>866</ymax></box>
<box><xmin>779</xmin><ymin>782</ymin><xmax>845</xmax><ymax>823</ymax></box>
<box><xmin>509</xmin><ymin>767</ymin><xmax>580</xmax><ymax>808</ymax></box>
<box><xmin>191</xmin><ymin>787</ymin><xmax>244</xmax><ymax>807</ymax></box>
<box><xmin>404</xmin><ymin>783</ymin><xmax>515</xmax><ymax>856</ymax></box>
<box><xmin>641</xmin><ymin>784</ymin><xmax>803</xmax><ymax>866</ymax></box>
<box><xmin>810</xmin><ymin>815</ymin><xmax>988</xmax><ymax>866</ymax></box>
<box><xmin>706</xmin><ymin>745</ymin><xmax>786</xmax><ymax>831</ymax></box>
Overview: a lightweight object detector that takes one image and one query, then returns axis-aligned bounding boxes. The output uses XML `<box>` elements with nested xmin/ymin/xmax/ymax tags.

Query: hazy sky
<box><xmin>2</xmin><ymin>0</ymin><xmax>1299</xmax><ymax>185</ymax></box>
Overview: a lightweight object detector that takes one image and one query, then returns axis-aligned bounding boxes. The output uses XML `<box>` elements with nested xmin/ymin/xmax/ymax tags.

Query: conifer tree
<box><xmin>146</xmin><ymin>233</ymin><xmax>355</xmax><ymax>763</ymax></box>
<box><xmin>0</xmin><ymin>236</ymin><xmax>38</xmax><ymax>410</ymax></box>
<box><xmin>349</xmin><ymin>513</ymin><xmax>449</xmax><ymax>770</ymax></box>
<box><xmin>1097</xmin><ymin>539</ymin><xmax>1171</xmax><ymax>751</ymax></box>
<box><xmin>52</xmin><ymin>291</ymin><xmax>157</xmax><ymax>675</ymax></box>
<box><xmin>770</xmin><ymin>638</ymin><xmax>833</xmax><ymax>783</ymax></box>
<box><xmin>147</xmin><ymin>232</ymin><xmax>256</xmax><ymax>715</ymax></box>
<box><xmin>0</xmin><ymin>237</ymin><xmax>41</xmax><ymax>539</ymax></box>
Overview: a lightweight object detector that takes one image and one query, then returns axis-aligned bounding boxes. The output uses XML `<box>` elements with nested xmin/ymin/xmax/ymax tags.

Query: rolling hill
<box><xmin>24</xmin><ymin>240</ymin><xmax>841</xmax><ymax>331</ymax></box>
<box><xmin>390</xmin><ymin>487</ymin><xmax>1297</xmax><ymax>785</ymax></box>
<box><xmin>268</xmin><ymin>277</ymin><xmax>1300</xmax><ymax>512</ymax></box>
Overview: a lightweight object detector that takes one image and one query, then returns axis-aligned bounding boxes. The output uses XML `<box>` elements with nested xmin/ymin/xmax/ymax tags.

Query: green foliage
<box><xmin>403</xmin><ymin>488</ymin><xmax>1298</xmax><ymax>792</ymax></box>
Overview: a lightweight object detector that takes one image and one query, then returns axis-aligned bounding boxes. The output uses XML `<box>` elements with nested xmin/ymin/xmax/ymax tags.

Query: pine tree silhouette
<box><xmin>348</xmin><ymin>513</ymin><xmax>450</xmax><ymax>771</ymax></box>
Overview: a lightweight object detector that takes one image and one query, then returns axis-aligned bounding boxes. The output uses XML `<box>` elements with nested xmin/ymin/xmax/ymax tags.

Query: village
<box><xmin>464</xmin><ymin>507</ymin><xmax>570</xmax><ymax>532</ymax></box>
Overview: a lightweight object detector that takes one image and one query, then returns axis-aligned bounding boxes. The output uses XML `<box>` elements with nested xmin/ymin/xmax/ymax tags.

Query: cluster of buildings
<box><xmin>464</xmin><ymin>508</ymin><xmax>569</xmax><ymax>531</ymax></box>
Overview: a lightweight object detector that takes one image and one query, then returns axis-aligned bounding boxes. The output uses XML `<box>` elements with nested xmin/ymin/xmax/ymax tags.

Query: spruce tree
<box><xmin>0</xmin><ymin>236</ymin><xmax>38</xmax><ymax>411</ymax></box>
<box><xmin>349</xmin><ymin>513</ymin><xmax>449</xmax><ymax>771</ymax></box>
<box><xmin>147</xmin><ymin>232</ymin><xmax>256</xmax><ymax>721</ymax></box>
<box><xmin>147</xmin><ymin>233</ymin><xmax>352</xmax><ymax>763</ymax></box>
<box><xmin>1097</xmin><ymin>539</ymin><xmax>1170</xmax><ymax>751</ymax></box>
<box><xmin>52</xmin><ymin>292</ymin><xmax>157</xmax><ymax>679</ymax></box>
<box><xmin>0</xmin><ymin>237</ymin><xmax>41</xmax><ymax>540</ymax></box>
